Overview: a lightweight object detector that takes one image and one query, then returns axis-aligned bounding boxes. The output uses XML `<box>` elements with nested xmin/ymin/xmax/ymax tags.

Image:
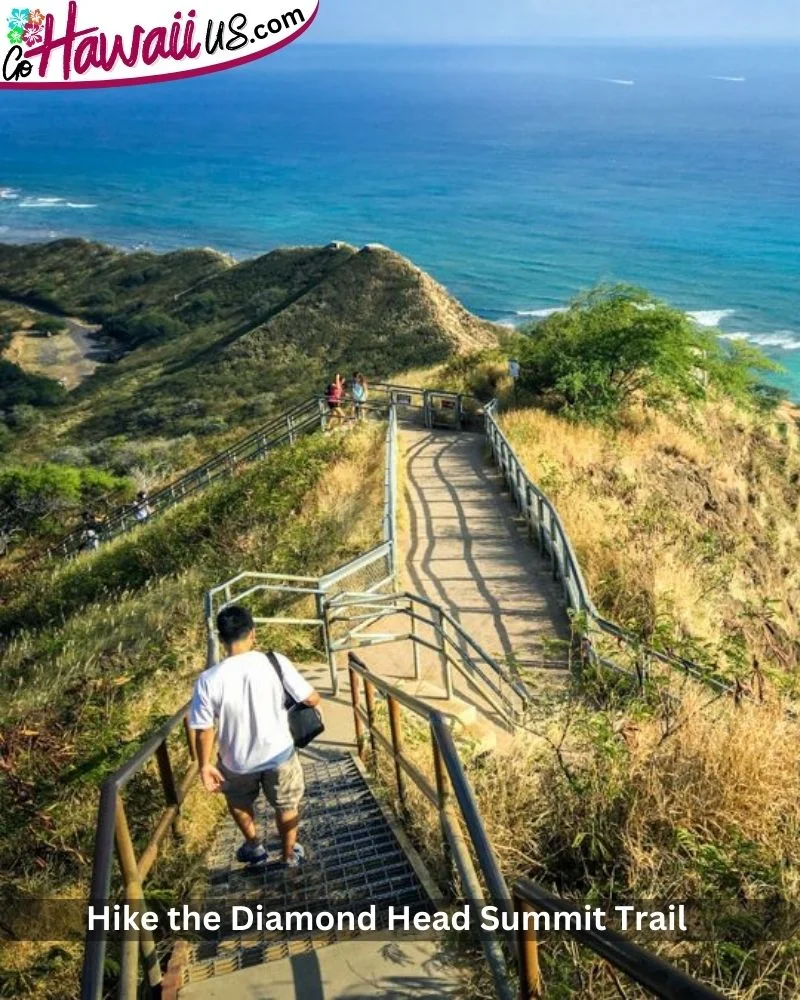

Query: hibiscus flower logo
<box><xmin>23</xmin><ymin>19</ymin><xmax>41</xmax><ymax>44</ymax></box>
<box><xmin>27</xmin><ymin>6</ymin><xmax>44</xmax><ymax>24</ymax></box>
<box><xmin>6</xmin><ymin>7</ymin><xmax>30</xmax><ymax>31</ymax></box>
<box><xmin>7</xmin><ymin>25</ymin><xmax>23</xmax><ymax>44</ymax></box>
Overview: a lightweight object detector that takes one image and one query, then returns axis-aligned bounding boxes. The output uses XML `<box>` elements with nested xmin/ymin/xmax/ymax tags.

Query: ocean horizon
<box><xmin>1</xmin><ymin>43</ymin><xmax>799</xmax><ymax>395</ymax></box>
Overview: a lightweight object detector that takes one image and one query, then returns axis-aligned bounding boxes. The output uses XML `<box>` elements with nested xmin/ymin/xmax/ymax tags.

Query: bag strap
<box><xmin>267</xmin><ymin>651</ymin><xmax>294</xmax><ymax>709</ymax></box>
<box><xmin>267</xmin><ymin>650</ymin><xmax>285</xmax><ymax>687</ymax></box>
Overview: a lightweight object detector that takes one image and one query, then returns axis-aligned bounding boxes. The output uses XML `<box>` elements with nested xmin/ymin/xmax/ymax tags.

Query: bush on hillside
<box><xmin>85</xmin><ymin>434</ymin><xmax>196</xmax><ymax>477</ymax></box>
<box><xmin>517</xmin><ymin>285</ymin><xmax>780</xmax><ymax>422</ymax></box>
<box><xmin>0</xmin><ymin>464</ymin><xmax>130</xmax><ymax>539</ymax></box>
<box><xmin>0</xmin><ymin>360</ymin><xmax>66</xmax><ymax>409</ymax></box>
<box><xmin>31</xmin><ymin>316</ymin><xmax>68</xmax><ymax>335</ymax></box>
<box><xmin>103</xmin><ymin>309</ymin><xmax>187</xmax><ymax>348</ymax></box>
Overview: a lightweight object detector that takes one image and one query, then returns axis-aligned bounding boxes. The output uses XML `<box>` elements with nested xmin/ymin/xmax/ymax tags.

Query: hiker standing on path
<box><xmin>81</xmin><ymin>511</ymin><xmax>103</xmax><ymax>551</ymax></box>
<box><xmin>133</xmin><ymin>490</ymin><xmax>152</xmax><ymax>523</ymax></box>
<box><xmin>325</xmin><ymin>373</ymin><xmax>346</xmax><ymax>430</ymax></box>
<box><xmin>351</xmin><ymin>371</ymin><xmax>368</xmax><ymax>421</ymax></box>
<box><xmin>190</xmin><ymin>605</ymin><xmax>321</xmax><ymax>869</ymax></box>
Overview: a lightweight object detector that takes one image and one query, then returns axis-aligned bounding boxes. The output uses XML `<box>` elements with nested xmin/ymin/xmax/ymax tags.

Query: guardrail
<box><xmin>328</xmin><ymin>590</ymin><xmax>529</xmax><ymax>721</ymax></box>
<box><xmin>203</xmin><ymin>404</ymin><xmax>402</xmax><ymax>690</ymax></box>
<box><xmin>347</xmin><ymin>651</ymin><xmax>515</xmax><ymax>1000</ymax></box>
<box><xmin>347</xmin><ymin>651</ymin><xmax>725</xmax><ymax>1000</ymax></box>
<box><xmin>80</xmin><ymin>702</ymin><xmax>197</xmax><ymax>1000</ymax></box>
<box><xmin>45</xmin><ymin>383</ymin><xmax>479</xmax><ymax>564</ymax></box>
<box><xmin>48</xmin><ymin>396</ymin><xmax>326</xmax><ymax>560</ymax></box>
<box><xmin>512</xmin><ymin>879</ymin><xmax>725</xmax><ymax>1000</ymax></box>
<box><xmin>484</xmin><ymin>400</ymin><xmax>739</xmax><ymax>700</ymax></box>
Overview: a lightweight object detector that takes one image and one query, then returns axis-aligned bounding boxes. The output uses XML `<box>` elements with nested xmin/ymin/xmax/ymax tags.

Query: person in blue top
<box><xmin>351</xmin><ymin>372</ymin><xmax>368</xmax><ymax>422</ymax></box>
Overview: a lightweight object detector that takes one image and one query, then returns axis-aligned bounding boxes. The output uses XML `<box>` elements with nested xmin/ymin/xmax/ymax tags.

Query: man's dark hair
<box><xmin>217</xmin><ymin>605</ymin><xmax>254</xmax><ymax>645</ymax></box>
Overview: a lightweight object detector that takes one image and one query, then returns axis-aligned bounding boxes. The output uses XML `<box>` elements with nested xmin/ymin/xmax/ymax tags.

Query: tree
<box><xmin>0</xmin><ymin>360</ymin><xmax>66</xmax><ymax>409</ymax></box>
<box><xmin>517</xmin><ymin>285</ymin><xmax>780</xmax><ymax>421</ymax></box>
<box><xmin>31</xmin><ymin>316</ymin><xmax>68</xmax><ymax>336</ymax></box>
<box><xmin>0</xmin><ymin>464</ymin><xmax>131</xmax><ymax>546</ymax></box>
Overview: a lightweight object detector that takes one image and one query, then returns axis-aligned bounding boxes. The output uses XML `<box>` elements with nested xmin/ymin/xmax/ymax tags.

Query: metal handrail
<box><xmin>347</xmin><ymin>652</ymin><xmax>514</xmax><ymax>1000</ymax></box>
<box><xmin>49</xmin><ymin>397</ymin><xmax>325</xmax><ymax>559</ymax></box>
<box><xmin>513</xmin><ymin>880</ymin><xmax>725</xmax><ymax>1000</ymax></box>
<box><xmin>327</xmin><ymin>590</ymin><xmax>528</xmax><ymax>719</ymax></box>
<box><xmin>484</xmin><ymin>400</ymin><xmax>740</xmax><ymax>699</ymax></box>
<box><xmin>46</xmin><ymin>384</ymin><xmax>474</xmax><ymax>563</ymax></box>
<box><xmin>80</xmin><ymin>701</ymin><xmax>196</xmax><ymax>1000</ymax></box>
<box><xmin>348</xmin><ymin>652</ymin><xmax>724</xmax><ymax>1000</ymax></box>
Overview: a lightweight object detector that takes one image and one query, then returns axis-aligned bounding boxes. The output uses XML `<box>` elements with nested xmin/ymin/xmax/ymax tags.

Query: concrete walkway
<box><xmin>401</xmin><ymin>427</ymin><xmax>570</xmax><ymax>683</ymax></box>
<box><xmin>177</xmin><ymin>423</ymin><xmax>571</xmax><ymax>999</ymax></box>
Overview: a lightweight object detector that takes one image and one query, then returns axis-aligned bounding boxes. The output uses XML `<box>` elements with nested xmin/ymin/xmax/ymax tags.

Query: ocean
<box><xmin>1</xmin><ymin>43</ymin><xmax>799</xmax><ymax>394</ymax></box>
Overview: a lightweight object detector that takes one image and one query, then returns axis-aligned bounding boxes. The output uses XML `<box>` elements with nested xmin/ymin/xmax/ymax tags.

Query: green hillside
<box><xmin>0</xmin><ymin>424</ymin><xmax>385</xmax><ymax>999</ymax></box>
<box><xmin>0</xmin><ymin>238</ymin><xmax>497</xmax><ymax>557</ymax></box>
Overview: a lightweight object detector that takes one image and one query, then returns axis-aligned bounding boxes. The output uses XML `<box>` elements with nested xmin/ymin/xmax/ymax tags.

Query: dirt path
<box><xmin>7</xmin><ymin>316</ymin><xmax>104</xmax><ymax>389</ymax></box>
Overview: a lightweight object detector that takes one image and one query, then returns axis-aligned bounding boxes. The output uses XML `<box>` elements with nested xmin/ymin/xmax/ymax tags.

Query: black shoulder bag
<box><xmin>267</xmin><ymin>652</ymin><xmax>325</xmax><ymax>749</ymax></box>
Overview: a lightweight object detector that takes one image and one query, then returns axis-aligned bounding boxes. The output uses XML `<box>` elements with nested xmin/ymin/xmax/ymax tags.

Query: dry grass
<box><xmin>0</xmin><ymin>423</ymin><xmax>388</xmax><ymax>999</ymax></box>
<box><xmin>499</xmin><ymin>401</ymin><xmax>800</xmax><ymax>694</ymax></box>
<box><xmin>365</xmin><ymin>683</ymin><xmax>800</xmax><ymax>998</ymax></box>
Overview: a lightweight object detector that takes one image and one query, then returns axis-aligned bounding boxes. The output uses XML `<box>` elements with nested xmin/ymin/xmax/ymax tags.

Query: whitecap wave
<box><xmin>515</xmin><ymin>307</ymin><xmax>566</xmax><ymax>318</ymax></box>
<box><xmin>600</xmin><ymin>78</ymin><xmax>635</xmax><ymax>86</ymax></box>
<box><xmin>687</xmin><ymin>309</ymin><xmax>735</xmax><ymax>328</ymax></box>
<box><xmin>0</xmin><ymin>187</ymin><xmax>20</xmax><ymax>200</ymax></box>
<box><xmin>18</xmin><ymin>197</ymin><xmax>95</xmax><ymax>210</ymax></box>
<box><xmin>721</xmin><ymin>331</ymin><xmax>800</xmax><ymax>351</ymax></box>
<box><xmin>711</xmin><ymin>76</ymin><xmax>746</xmax><ymax>83</ymax></box>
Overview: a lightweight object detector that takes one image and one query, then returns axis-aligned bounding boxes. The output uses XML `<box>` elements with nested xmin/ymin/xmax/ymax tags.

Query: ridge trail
<box><xmin>401</xmin><ymin>426</ymin><xmax>570</xmax><ymax>685</ymax></box>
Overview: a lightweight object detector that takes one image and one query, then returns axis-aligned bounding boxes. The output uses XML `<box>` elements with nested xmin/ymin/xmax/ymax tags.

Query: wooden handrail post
<box><xmin>515</xmin><ymin>893</ymin><xmax>543</xmax><ymax>1000</ymax></box>
<box><xmin>183</xmin><ymin>716</ymin><xmax>196</xmax><ymax>761</ymax></box>
<box><xmin>114</xmin><ymin>797</ymin><xmax>161</xmax><ymax>995</ymax></box>
<box><xmin>386</xmin><ymin>695</ymin><xmax>408</xmax><ymax>812</ymax></box>
<box><xmin>431</xmin><ymin>731</ymin><xmax>454</xmax><ymax>885</ymax></box>
<box><xmin>364</xmin><ymin>678</ymin><xmax>378</xmax><ymax>761</ymax></box>
<box><xmin>155</xmin><ymin>740</ymin><xmax>183</xmax><ymax>839</ymax></box>
<box><xmin>349</xmin><ymin>667</ymin><xmax>365</xmax><ymax>758</ymax></box>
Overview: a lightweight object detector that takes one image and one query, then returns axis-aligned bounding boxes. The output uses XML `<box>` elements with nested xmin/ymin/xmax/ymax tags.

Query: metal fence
<box><xmin>348</xmin><ymin>651</ymin><xmax>725</xmax><ymax>1000</ymax></box>
<box><xmin>204</xmin><ymin>403</ymin><xmax>401</xmax><ymax>691</ymax></box>
<box><xmin>45</xmin><ymin>383</ymin><xmax>476</xmax><ymax>564</ymax></box>
<box><xmin>484</xmin><ymin>400</ymin><xmax>739</xmax><ymax>701</ymax></box>
<box><xmin>80</xmin><ymin>702</ymin><xmax>196</xmax><ymax>1000</ymax></box>
<box><xmin>48</xmin><ymin>397</ymin><xmax>326</xmax><ymax>560</ymax></box>
<box><xmin>328</xmin><ymin>590</ymin><xmax>529</xmax><ymax>722</ymax></box>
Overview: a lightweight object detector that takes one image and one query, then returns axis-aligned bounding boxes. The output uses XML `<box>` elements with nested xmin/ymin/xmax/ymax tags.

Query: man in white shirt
<box><xmin>189</xmin><ymin>605</ymin><xmax>321</xmax><ymax>868</ymax></box>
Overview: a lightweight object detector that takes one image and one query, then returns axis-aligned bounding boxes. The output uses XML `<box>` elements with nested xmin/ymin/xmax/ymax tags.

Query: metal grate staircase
<box><xmin>169</xmin><ymin>752</ymin><xmax>436</xmax><ymax>995</ymax></box>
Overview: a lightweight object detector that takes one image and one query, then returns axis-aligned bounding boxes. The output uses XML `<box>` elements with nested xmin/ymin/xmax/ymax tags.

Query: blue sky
<box><xmin>310</xmin><ymin>0</ymin><xmax>799</xmax><ymax>43</ymax></box>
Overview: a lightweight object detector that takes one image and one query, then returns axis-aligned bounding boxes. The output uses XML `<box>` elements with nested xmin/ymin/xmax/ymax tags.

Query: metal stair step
<box><xmin>174</xmin><ymin>753</ymin><xmax>436</xmax><ymax>992</ymax></box>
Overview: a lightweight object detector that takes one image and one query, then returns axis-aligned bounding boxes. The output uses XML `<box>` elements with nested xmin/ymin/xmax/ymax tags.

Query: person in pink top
<box><xmin>325</xmin><ymin>373</ymin><xmax>346</xmax><ymax>429</ymax></box>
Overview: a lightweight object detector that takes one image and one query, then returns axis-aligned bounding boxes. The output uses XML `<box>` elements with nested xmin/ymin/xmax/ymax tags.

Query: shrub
<box><xmin>49</xmin><ymin>445</ymin><xmax>89</xmax><ymax>468</ymax></box>
<box><xmin>196</xmin><ymin>416</ymin><xmax>227</xmax><ymax>436</ymax></box>
<box><xmin>518</xmin><ymin>285</ymin><xmax>781</xmax><ymax>422</ymax></box>
<box><xmin>0</xmin><ymin>464</ymin><xmax>130</xmax><ymax>536</ymax></box>
<box><xmin>103</xmin><ymin>310</ymin><xmax>187</xmax><ymax>348</ymax></box>
<box><xmin>9</xmin><ymin>403</ymin><xmax>45</xmax><ymax>429</ymax></box>
<box><xmin>0</xmin><ymin>361</ymin><xmax>66</xmax><ymax>409</ymax></box>
<box><xmin>31</xmin><ymin>316</ymin><xmax>68</xmax><ymax>335</ymax></box>
<box><xmin>182</xmin><ymin>291</ymin><xmax>219</xmax><ymax>322</ymax></box>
